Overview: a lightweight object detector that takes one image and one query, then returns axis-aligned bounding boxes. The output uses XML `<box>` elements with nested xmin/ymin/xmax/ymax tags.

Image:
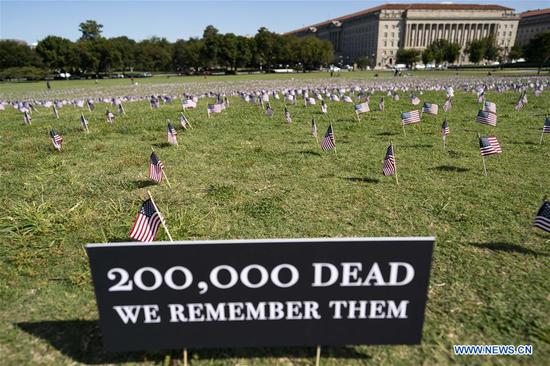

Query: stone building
<box><xmin>285</xmin><ymin>3</ymin><xmax>519</xmax><ymax>67</ymax></box>
<box><xmin>515</xmin><ymin>8</ymin><xmax>550</xmax><ymax>47</ymax></box>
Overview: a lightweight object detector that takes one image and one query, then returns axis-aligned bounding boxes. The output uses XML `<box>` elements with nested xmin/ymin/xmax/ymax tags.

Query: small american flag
<box><xmin>87</xmin><ymin>99</ymin><xmax>95</xmax><ymax>111</ymax></box>
<box><xmin>477</xmin><ymin>90</ymin><xmax>485</xmax><ymax>103</ymax></box>
<box><xmin>106</xmin><ymin>110</ymin><xmax>115</xmax><ymax>123</ymax></box>
<box><xmin>401</xmin><ymin>110</ymin><xmax>421</xmax><ymax>125</ymax></box>
<box><xmin>128</xmin><ymin>199</ymin><xmax>162</xmax><ymax>242</ymax></box>
<box><xmin>52</xmin><ymin>105</ymin><xmax>59</xmax><ymax>119</ymax></box>
<box><xmin>393</xmin><ymin>93</ymin><xmax>400</xmax><ymax>101</ymax></box>
<box><xmin>207</xmin><ymin>103</ymin><xmax>223</xmax><ymax>115</ymax></box>
<box><xmin>306</xmin><ymin>97</ymin><xmax>316</xmax><ymax>106</ymax></box>
<box><xmin>23</xmin><ymin>111</ymin><xmax>32</xmax><ymax>125</ymax></box>
<box><xmin>330</xmin><ymin>94</ymin><xmax>340</xmax><ymax>102</ymax></box>
<box><xmin>150</xmin><ymin>96</ymin><xmax>160</xmax><ymax>109</ymax></box>
<box><xmin>515</xmin><ymin>93</ymin><xmax>527</xmax><ymax>111</ymax></box>
<box><xmin>118</xmin><ymin>103</ymin><xmax>126</xmax><ymax>115</ymax></box>
<box><xmin>382</xmin><ymin>145</ymin><xmax>396</xmax><ymax>176</ymax></box>
<box><xmin>443</xmin><ymin>98</ymin><xmax>452</xmax><ymax>113</ymax></box>
<box><xmin>76</xmin><ymin>99</ymin><xmax>84</xmax><ymax>108</ymax></box>
<box><xmin>80</xmin><ymin>113</ymin><xmax>89</xmax><ymax>131</ymax></box>
<box><xmin>442</xmin><ymin>118</ymin><xmax>450</xmax><ymax>137</ymax></box>
<box><xmin>265</xmin><ymin>105</ymin><xmax>274</xmax><ymax>117</ymax></box>
<box><xmin>479</xmin><ymin>136</ymin><xmax>502</xmax><ymax>156</ymax></box>
<box><xmin>167</xmin><ymin>122</ymin><xmax>178</xmax><ymax>145</ymax></box>
<box><xmin>311</xmin><ymin>118</ymin><xmax>318</xmax><ymax>137</ymax></box>
<box><xmin>533</xmin><ymin>200</ymin><xmax>550</xmax><ymax>232</ymax></box>
<box><xmin>182</xmin><ymin>99</ymin><xmax>197</xmax><ymax>109</ymax></box>
<box><xmin>379</xmin><ymin>97</ymin><xmax>385</xmax><ymax>111</ymax></box>
<box><xmin>343</xmin><ymin>96</ymin><xmax>353</xmax><ymax>103</ymax></box>
<box><xmin>476</xmin><ymin>110</ymin><xmax>497</xmax><ymax>127</ymax></box>
<box><xmin>50</xmin><ymin>128</ymin><xmax>63</xmax><ymax>151</ymax></box>
<box><xmin>179</xmin><ymin>112</ymin><xmax>189</xmax><ymax>129</ymax></box>
<box><xmin>149</xmin><ymin>152</ymin><xmax>164</xmax><ymax>182</ymax></box>
<box><xmin>320</xmin><ymin>124</ymin><xmax>335</xmax><ymax>151</ymax></box>
<box><xmin>422</xmin><ymin>102</ymin><xmax>438</xmax><ymax>115</ymax></box>
<box><xmin>543</xmin><ymin>117</ymin><xmax>550</xmax><ymax>133</ymax></box>
<box><xmin>284</xmin><ymin>107</ymin><xmax>292</xmax><ymax>124</ymax></box>
<box><xmin>355</xmin><ymin>102</ymin><xmax>370</xmax><ymax>114</ymax></box>
<box><xmin>411</xmin><ymin>95</ymin><xmax>420</xmax><ymax>105</ymax></box>
<box><xmin>321</xmin><ymin>101</ymin><xmax>328</xmax><ymax>114</ymax></box>
<box><xmin>483</xmin><ymin>101</ymin><xmax>497</xmax><ymax>114</ymax></box>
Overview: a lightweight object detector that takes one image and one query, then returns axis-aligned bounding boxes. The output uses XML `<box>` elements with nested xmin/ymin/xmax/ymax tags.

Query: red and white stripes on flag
<box><xmin>128</xmin><ymin>199</ymin><xmax>162</xmax><ymax>242</ymax></box>
<box><xmin>355</xmin><ymin>102</ymin><xmax>370</xmax><ymax>114</ymax></box>
<box><xmin>149</xmin><ymin>152</ymin><xmax>164</xmax><ymax>182</ymax></box>
<box><xmin>182</xmin><ymin>99</ymin><xmax>197</xmax><ymax>109</ymax></box>
<box><xmin>382</xmin><ymin>145</ymin><xmax>396</xmax><ymax>176</ymax></box>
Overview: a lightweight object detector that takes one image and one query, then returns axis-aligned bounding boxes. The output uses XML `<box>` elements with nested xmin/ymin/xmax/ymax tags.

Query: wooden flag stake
<box><xmin>402</xmin><ymin>122</ymin><xmax>406</xmax><ymax>136</ymax></box>
<box><xmin>151</xmin><ymin>147</ymin><xmax>173</xmax><ymax>188</ymax></box>
<box><xmin>392</xmin><ymin>141</ymin><xmax>399</xmax><ymax>185</ymax></box>
<box><xmin>146</xmin><ymin>190</ymin><xmax>173</xmax><ymax>242</ymax></box>
<box><xmin>443</xmin><ymin>135</ymin><xmax>446</xmax><ymax>150</ymax></box>
<box><xmin>478</xmin><ymin>133</ymin><xmax>488</xmax><ymax>176</ymax></box>
<box><xmin>331</xmin><ymin>123</ymin><xmax>338</xmax><ymax>158</ymax></box>
<box><xmin>183</xmin><ymin>347</ymin><xmax>188</xmax><ymax>366</ymax></box>
<box><xmin>315</xmin><ymin>345</ymin><xmax>321</xmax><ymax>366</ymax></box>
<box><xmin>540</xmin><ymin>131</ymin><xmax>545</xmax><ymax>145</ymax></box>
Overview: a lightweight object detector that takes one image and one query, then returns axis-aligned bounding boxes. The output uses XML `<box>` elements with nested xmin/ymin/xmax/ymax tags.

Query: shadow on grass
<box><xmin>152</xmin><ymin>142</ymin><xmax>172</xmax><ymax>148</ymax></box>
<box><xmin>343</xmin><ymin>177</ymin><xmax>380</xmax><ymax>184</ymax></box>
<box><xmin>403</xmin><ymin>144</ymin><xmax>433</xmax><ymax>148</ymax></box>
<box><xmin>299</xmin><ymin>150</ymin><xmax>322</xmax><ymax>157</ymax></box>
<box><xmin>130</xmin><ymin>180</ymin><xmax>157</xmax><ymax>189</ymax></box>
<box><xmin>17</xmin><ymin>320</ymin><xmax>369</xmax><ymax>364</ymax></box>
<box><xmin>470</xmin><ymin>242</ymin><xmax>548</xmax><ymax>257</ymax></box>
<box><xmin>377</xmin><ymin>132</ymin><xmax>398</xmax><ymax>136</ymax></box>
<box><xmin>433</xmin><ymin>165</ymin><xmax>470</xmax><ymax>173</ymax></box>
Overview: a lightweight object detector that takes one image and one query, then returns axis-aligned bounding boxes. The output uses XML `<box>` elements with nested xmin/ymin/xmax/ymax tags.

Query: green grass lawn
<box><xmin>0</xmin><ymin>77</ymin><xmax>549</xmax><ymax>365</ymax></box>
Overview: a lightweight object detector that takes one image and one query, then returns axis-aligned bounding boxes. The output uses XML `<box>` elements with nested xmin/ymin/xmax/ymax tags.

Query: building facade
<box><xmin>515</xmin><ymin>8</ymin><xmax>550</xmax><ymax>47</ymax></box>
<box><xmin>286</xmin><ymin>4</ymin><xmax>519</xmax><ymax>67</ymax></box>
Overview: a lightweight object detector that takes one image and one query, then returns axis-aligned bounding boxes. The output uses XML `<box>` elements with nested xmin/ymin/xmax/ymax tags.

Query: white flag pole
<box><xmin>146</xmin><ymin>190</ymin><xmax>173</xmax><ymax>242</ymax></box>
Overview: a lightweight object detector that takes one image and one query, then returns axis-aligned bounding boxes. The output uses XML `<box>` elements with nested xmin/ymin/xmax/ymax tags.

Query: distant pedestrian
<box><xmin>46</xmin><ymin>80</ymin><xmax>51</xmax><ymax>90</ymax></box>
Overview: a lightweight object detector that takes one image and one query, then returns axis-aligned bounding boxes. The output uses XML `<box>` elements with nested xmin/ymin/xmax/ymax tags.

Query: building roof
<box><xmin>520</xmin><ymin>8</ymin><xmax>550</xmax><ymax>18</ymax></box>
<box><xmin>285</xmin><ymin>3</ymin><xmax>514</xmax><ymax>35</ymax></box>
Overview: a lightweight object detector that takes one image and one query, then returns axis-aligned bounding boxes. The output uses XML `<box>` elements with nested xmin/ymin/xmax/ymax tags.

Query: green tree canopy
<box><xmin>525</xmin><ymin>31</ymin><xmax>550</xmax><ymax>74</ymax></box>
<box><xmin>396</xmin><ymin>48</ymin><xmax>420</xmax><ymax>67</ymax></box>
<box><xmin>79</xmin><ymin>20</ymin><xmax>103</xmax><ymax>41</ymax></box>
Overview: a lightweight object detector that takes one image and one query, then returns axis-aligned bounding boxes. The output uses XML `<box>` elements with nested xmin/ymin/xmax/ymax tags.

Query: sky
<box><xmin>1</xmin><ymin>0</ymin><xmax>547</xmax><ymax>44</ymax></box>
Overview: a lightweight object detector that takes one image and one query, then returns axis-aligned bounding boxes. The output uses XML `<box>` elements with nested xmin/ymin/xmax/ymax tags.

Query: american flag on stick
<box><xmin>50</xmin><ymin>128</ymin><xmax>63</xmax><ymax>151</ymax></box>
<box><xmin>149</xmin><ymin>152</ymin><xmax>164</xmax><ymax>183</ymax></box>
<box><xmin>443</xmin><ymin>98</ymin><xmax>452</xmax><ymax>113</ymax></box>
<box><xmin>533</xmin><ymin>200</ymin><xmax>550</xmax><ymax>233</ymax></box>
<box><xmin>167</xmin><ymin>122</ymin><xmax>178</xmax><ymax>145</ymax></box>
<box><xmin>422</xmin><ymin>102</ymin><xmax>438</xmax><ymax>115</ymax></box>
<box><xmin>321</xmin><ymin>101</ymin><xmax>328</xmax><ymax>114</ymax></box>
<box><xmin>80</xmin><ymin>113</ymin><xmax>89</xmax><ymax>131</ymax></box>
<box><xmin>106</xmin><ymin>109</ymin><xmax>115</xmax><ymax>124</ymax></box>
<box><xmin>128</xmin><ymin>198</ymin><xmax>162</xmax><ymax>242</ymax></box>
<box><xmin>182</xmin><ymin>99</ymin><xmax>197</xmax><ymax>109</ymax></box>
<box><xmin>355</xmin><ymin>101</ymin><xmax>370</xmax><ymax>115</ymax></box>
<box><xmin>23</xmin><ymin>111</ymin><xmax>31</xmax><ymax>125</ymax></box>
<box><xmin>207</xmin><ymin>103</ymin><xmax>223</xmax><ymax>116</ymax></box>
<box><xmin>52</xmin><ymin>105</ymin><xmax>59</xmax><ymax>119</ymax></box>
<box><xmin>483</xmin><ymin>101</ymin><xmax>497</xmax><ymax>114</ymax></box>
<box><xmin>311</xmin><ymin>118</ymin><xmax>318</xmax><ymax>137</ymax></box>
<box><xmin>539</xmin><ymin>116</ymin><xmax>550</xmax><ymax>144</ymax></box>
<box><xmin>320</xmin><ymin>124</ymin><xmax>335</xmax><ymax>151</ymax></box>
<box><xmin>284</xmin><ymin>107</ymin><xmax>292</xmax><ymax>124</ymax></box>
<box><xmin>401</xmin><ymin>110</ymin><xmax>421</xmax><ymax>125</ymax></box>
<box><xmin>442</xmin><ymin>118</ymin><xmax>450</xmax><ymax>137</ymax></box>
<box><xmin>379</xmin><ymin>97</ymin><xmax>385</xmax><ymax>111</ymax></box>
<box><xmin>410</xmin><ymin>94</ymin><xmax>420</xmax><ymax>105</ymax></box>
<box><xmin>479</xmin><ymin>135</ymin><xmax>502</xmax><ymax>156</ymax></box>
<box><xmin>265</xmin><ymin>105</ymin><xmax>274</xmax><ymax>117</ymax></box>
<box><xmin>476</xmin><ymin>110</ymin><xmax>497</xmax><ymax>127</ymax></box>
<box><xmin>382</xmin><ymin>144</ymin><xmax>398</xmax><ymax>183</ymax></box>
<box><xmin>179</xmin><ymin>112</ymin><xmax>190</xmax><ymax>129</ymax></box>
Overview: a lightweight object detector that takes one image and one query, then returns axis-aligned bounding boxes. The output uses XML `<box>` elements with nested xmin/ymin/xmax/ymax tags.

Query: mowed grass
<box><xmin>0</xmin><ymin>83</ymin><xmax>549</xmax><ymax>365</ymax></box>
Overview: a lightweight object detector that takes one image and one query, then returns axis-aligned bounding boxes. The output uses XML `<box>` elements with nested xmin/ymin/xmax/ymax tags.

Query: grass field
<box><xmin>0</xmin><ymin>73</ymin><xmax>549</xmax><ymax>365</ymax></box>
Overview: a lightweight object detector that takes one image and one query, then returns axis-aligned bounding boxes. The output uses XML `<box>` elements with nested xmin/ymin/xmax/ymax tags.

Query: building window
<box><xmin>384</xmin><ymin>41</ymin><xmax>387</xmax><ymax>47</ymax></box>
<box><xmin>391</xmin><ymin>32</ymin><xmax>395</xmax><ymax>38</ymax></box>
<box><xmin>384</xmin><ymin>32</ymin><xmax>388</xmax><ymax>37</ymax></box>
<box><xmin>385</xmin><ymin>25</ymin><xmax>388</xmax><ymax>29</ymax></box>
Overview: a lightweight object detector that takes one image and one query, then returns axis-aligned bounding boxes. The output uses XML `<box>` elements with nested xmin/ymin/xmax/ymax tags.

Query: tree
<box><xmin>219</xmin><ymin>33</ymin><xmax>239</xmax><ymax>71</ymax></box>
<box><xmin>483</xmin><ymin>36</ymin><xmax>500</xmax><ymax>61</ymax></box>
<box><xmin>36</xmin><ymin>36</ymin><xmax>77</xmax><ymax>71</ymax></box>
<box><xmin>525</xmin><ymin>31</ymin><xmax>550</xmax><ymax>74</ymax></box>
<box><xmin>396</xmin><ymin>48</ymin><xmax>420</xmax><ymax>68</ymax></box>
<box><xmin>109</xmin><ymin>37</ymin><xmax>137</xmax><ymax>71</ymax></box>
<box><xmin>444</xmin><ymin>42</ymin><xmax>461</xmax><ymax>64</ymax></box>
<box><xmin>356</xmin><ymin>57</ymin><xmax>370</xmax><ymax>70</ymax></box>
<box><xmin>200</xmin><ymin>25</ymin><xmax>221</xmax><ymax>68</ymax></box>
<box><xmin>422</xmin><ymin>48</ymin><xmax>434</xmax><ymax>65</ymax></box>
<box><xmin>465</xmin><ymin>39</ymin><xmax>485</xmax><ymax>64</ymax></box>
<box><xmin>508</xmin><ymin>44</ymin><xmax>523</xmax><ymax>61</ymax></box>
<box><xmin>254</xmin><ymin>27</ymin><xmax>278</xmax><ymax>71</ymax></box>
<box><xmin>0</xmin><ymin>40</ymin><xmax>41</xmax><ymax>69</ymax></box>
<box><xmin>79</xmin><ymin>20</ymin><xmax>103</xmax><ymax>41</ymax></box>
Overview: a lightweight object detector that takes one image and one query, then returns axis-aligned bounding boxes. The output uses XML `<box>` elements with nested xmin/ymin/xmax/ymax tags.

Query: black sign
<box><xmin>86</xmin><ymin>237</ymin><xmax>434</xmax><ymax>352</ymax></box>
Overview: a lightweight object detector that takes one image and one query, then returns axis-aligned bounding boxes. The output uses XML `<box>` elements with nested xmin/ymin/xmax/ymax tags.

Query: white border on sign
<box><xmin>86</xmin><ymin>237</ymin><xmax>435</xmax><ymax>248</ymax></box>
